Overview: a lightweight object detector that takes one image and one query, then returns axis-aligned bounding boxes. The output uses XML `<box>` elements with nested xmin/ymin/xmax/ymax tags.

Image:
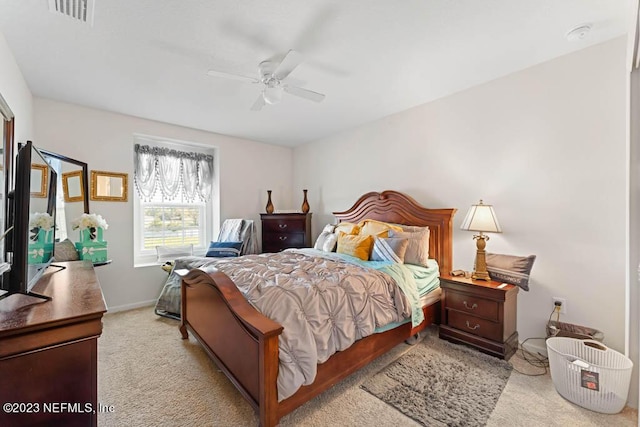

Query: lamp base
<box><xmin>471</xmin><ymin>270</ymin><xmax>491</xmax><ymax>281</ymax></box>
<box><xmin>472</xmin><ymin>233</ymin><xmax>492</xmax><ymax>281</ymax></box>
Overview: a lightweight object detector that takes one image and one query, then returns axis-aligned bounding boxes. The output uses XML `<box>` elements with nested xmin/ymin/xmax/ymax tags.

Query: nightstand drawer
<box><xmin>262</xmin><ymin>220</ymin><xmax>306</xmax><ymax>233</ymax></box>
<box><xmin>446</xmin><ymin>292</ymin><xmax>499</xmax><ymax>322</ymax></box>
<box><xmin>448</xmin><ymin>311</ymin><xmax>502</xmax><ymax>342</ymax></box>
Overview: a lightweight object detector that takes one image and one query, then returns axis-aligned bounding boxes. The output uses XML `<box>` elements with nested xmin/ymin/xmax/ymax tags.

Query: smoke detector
<box><xmin>48</xmin><ymin>0</ymin><xmax>95</xmax><ymax>26</ymax></box>
<box><xmin>566</xmin><ymin>24</ymin><xmax>591</xmax><ymax>42</ymax></box>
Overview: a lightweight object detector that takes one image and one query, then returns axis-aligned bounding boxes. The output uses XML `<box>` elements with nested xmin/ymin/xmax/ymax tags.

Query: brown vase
<box><xmin>265</xmin><ymin>190</ymin><xmax>274</xmax><ymax>214</ymax></box>
<box><xmin>301</xmin><ymin>189</ymin><xmax>310</xmax><ymax>213</ymax></box>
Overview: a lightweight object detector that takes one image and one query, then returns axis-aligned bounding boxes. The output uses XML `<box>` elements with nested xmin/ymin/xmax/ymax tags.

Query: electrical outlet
<box><xmin>552</xmin><ymin>297</ymin><xmax>567</xmax><ymax>314</ymax></box>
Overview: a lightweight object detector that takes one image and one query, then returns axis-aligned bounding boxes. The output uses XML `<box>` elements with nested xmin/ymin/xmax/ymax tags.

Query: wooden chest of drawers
<box><xmin>439</xmin><ymin>274</ymin><xmax>519</xmax><ymax>360</ymax></box>
<box><xmin>260</xmin><ymin>213</ymin><xmax>312</xmax><ymax>253</ymax></box>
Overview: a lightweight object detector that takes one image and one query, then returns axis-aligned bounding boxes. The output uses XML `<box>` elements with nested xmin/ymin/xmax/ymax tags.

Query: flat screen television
<box><xmin>0</xmin><ymin>141</ymin><xmax>57</xmax><ymax>301</ymax></box>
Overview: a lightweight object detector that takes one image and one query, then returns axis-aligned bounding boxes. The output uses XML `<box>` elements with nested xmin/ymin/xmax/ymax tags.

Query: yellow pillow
<box><xmin>358</xmin><ymin>219</ymin><xmax>403</xmax><ymax>238</ymax></box>
<box><xmin>336</xmin><ymin>232</ymin><xmax>373</xmax><ymax>261</ymax></box>
<box><xmin>334</xmin><ymin>222</ymin><xmax>361</xmax><ymax>235</ymax></box>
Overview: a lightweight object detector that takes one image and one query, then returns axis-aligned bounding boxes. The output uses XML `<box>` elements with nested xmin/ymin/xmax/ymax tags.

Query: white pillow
<box><xmin>156</xmin><ymin>244</ymin><xmax>194</xmax><ymax>263</ymax></box>
<box><xmin>313</xmin><ymin>224</ymin><xmax>338</xmax><ymax>252</ymax></box>
<box><xmin>321</xmin><ymin>233</ymin><xmax>338</xmax><ymax>252</ymax></box>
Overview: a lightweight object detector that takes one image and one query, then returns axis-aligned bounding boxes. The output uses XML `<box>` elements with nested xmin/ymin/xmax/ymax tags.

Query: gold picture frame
<box><xmin>30</xmin><ymin>164</ymin><xmax>48</xmax><ymax>198</ymax></box>
<box><xmin>62</xmin><ymin>170</ymin><xmax>85</xmax><ymax>203</ymax></box>
<box><xmin>90</xmin><ymin>170</ymin><xmax>128</xmax><ymax>202</ymax></box>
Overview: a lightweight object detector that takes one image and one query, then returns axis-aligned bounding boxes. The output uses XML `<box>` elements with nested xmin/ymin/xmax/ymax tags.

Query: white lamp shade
<box><xmin>460</xmin><ymin>201</ymin><xmax>502</xmax><ymax>233</ymax></box>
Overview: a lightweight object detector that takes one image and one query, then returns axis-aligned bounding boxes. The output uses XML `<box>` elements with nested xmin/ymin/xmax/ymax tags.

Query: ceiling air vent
<box><xmin>48</xmin><ymin>0</ymin><xmax>95</xmax><ymax>26</ymax></box>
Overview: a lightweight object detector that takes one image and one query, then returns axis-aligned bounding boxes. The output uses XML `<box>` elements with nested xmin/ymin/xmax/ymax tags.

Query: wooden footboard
<box><xmin>179</xmin><ymin>268</ymin><xmax>283</xmax><ymax>427</ymax></box>
<box><xmin>180</xmin><ymin>267</ymin><xmax>440</xmax><ymax>427</ymax></box>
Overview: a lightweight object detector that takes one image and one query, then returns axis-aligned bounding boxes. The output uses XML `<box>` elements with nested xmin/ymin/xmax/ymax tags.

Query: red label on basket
<box><xmin>581</xmin><ymin>370</ymin><xmax>599</xmax><ymax>391</ymax></box>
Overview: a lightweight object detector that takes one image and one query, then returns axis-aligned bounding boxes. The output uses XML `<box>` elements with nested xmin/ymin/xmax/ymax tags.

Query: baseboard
<box><xmin>106</xmin><ymin>299</ymin><xmax>155</xmax><ymax>313</ymax></box>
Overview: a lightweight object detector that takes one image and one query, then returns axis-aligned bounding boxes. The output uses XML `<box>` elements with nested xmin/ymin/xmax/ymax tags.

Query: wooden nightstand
<box><xmin>439</xmin><ymin>274</ymin><xmax>519</xmax><ymax>360</ymax></box>
<box><xmin>260</xmin><ymin>213</ymin><xmax>312</xmax><ymax>253</ymax></box>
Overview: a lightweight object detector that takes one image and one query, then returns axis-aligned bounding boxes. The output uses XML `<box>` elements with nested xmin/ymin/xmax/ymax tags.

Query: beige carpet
<box><xmin>98</xmin><ymin>307</ymin><xmax>638</xmax><ymax>427</ymax></box>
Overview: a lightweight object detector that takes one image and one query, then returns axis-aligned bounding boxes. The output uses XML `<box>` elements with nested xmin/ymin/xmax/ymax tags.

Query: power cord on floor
<box><xmin>509</xmin><ymin>306</ymin><xmax>560</xmax><ymax>376</ymax></box>
<box><xmin>511</xmin><ymin>337</ymin><xmax>549</xmax><ymax>376</ymax></box>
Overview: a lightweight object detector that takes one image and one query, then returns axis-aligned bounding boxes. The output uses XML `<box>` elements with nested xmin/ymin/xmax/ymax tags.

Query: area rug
<box><xmin>361</xmin><ymin>327</ymin><xmax>512</xmax><ymax>427</ymax></box>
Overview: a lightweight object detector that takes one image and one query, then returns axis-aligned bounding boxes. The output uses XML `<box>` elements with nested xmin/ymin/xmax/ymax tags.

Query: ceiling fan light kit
<box><xmin>207</xmin><ymin>50</ymin><xmax>325</xmax><ymax>110</ymax></box>
<box><xmin>263</xmin><ymin>86</ymin><xmax>283</xmax><ymax>105</ymax></box>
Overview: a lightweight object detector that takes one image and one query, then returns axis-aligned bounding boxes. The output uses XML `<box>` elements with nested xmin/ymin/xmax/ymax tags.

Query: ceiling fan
<box><xmin>207</xmin><ymin>50</ymin><xmax>326</xmax><ymax>111</ymax></box>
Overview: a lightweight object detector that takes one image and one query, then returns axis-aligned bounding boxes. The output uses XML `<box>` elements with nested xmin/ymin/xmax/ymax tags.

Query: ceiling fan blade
<box><xmin>274</xmin><ymin>50</ymin><xmax>303</xmax><ymax>80</ymax></box>
<box><xmin>284</xmin><ymin>85</ymin><xmax>325</xmax><ymax>103</ymax></box>
<box><xmin>250</xmin><ymin>93</ymin><xmax>266</xmax><ymax>111</ymax></box>
<box><xmin>207</xmin><ymin>69</ymin><xmax>260</xmax><ymax>84</ymax></box>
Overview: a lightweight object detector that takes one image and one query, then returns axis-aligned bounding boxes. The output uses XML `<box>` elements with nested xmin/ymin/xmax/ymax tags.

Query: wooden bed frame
<box><xmin>180</xmin><ymin>190</ymin><xmax>456</xmax><ymax>426</ymax></box>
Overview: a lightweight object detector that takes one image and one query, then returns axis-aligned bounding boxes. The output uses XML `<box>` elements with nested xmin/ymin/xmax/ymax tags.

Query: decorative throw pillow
<box><xmin>206</xmin><ymin>241</ymin><xmax>243</xmax><ymax>258</ymax></box>
<box><xmin>370</xmin><ymin>237</ymin><xmax>409</xmax><ymax>263</ymax></box>
<box><xmin>486</xmin><ymin>253</ymin><xmax>536</xmax><ymax>291</ymax></box>
<box><xmin>358</xmin><ymin>219</ymin><xmax>403</xmax><ymax>238</ymax></box>
<box><xmin>334</xmin><ymin>222</ymin><xmax>361</xmax><ymax>236</ymax></box>
<box><xmin>313</xmin><ymin>224</ymin><xmax>338</xmax><ymax>252</ymax></box>
<box><xmin>388</xmin><ymin>227</ymin><xmax>430</xmax><ymax>267</ymax></box>
<box><xmin>336</xmin><ymin>232</ymin><xmax>373</xmax><ymax>261</ymax></box>
<box><xmin>54</xmin><ymin>238</ymin><xmax>79</xmax><ymax>261</ymax></box>
<box><xmin>156</xmin><ymin>244</ymin><xmax>194</xmax><ymax>263</ymax></box>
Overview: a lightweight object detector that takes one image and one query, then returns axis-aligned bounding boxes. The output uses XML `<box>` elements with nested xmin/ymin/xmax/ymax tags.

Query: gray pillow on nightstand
<box><xmin>486</xmin><ymin>253</ymin><xmax>536</xmax><ymax>291</ymax></box>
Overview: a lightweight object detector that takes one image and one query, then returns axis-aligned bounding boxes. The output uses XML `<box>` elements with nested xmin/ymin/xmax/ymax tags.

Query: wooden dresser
<box><xmin>260</xmin><ymin>212</ymin><xmax>312</xmax><ymax>253</ymax></box>
<box><xmin>439</xmin><ymin>274</ymin><xmax>518</xmax><ymax>360</ymax></box>
<box><xmin>0</xmin><ymin>261</ymin><xmax>107</xmax><ymax>427</ymax></box>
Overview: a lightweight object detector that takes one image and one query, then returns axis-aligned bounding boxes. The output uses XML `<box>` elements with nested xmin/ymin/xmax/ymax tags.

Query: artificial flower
<box><xmin>71</xmin><ymin>213</ymin><xmax>109</xmax><ymax>231</ymax></box>
<box><xmin>28</xmin><ymin>212</ymin><xmax>54</xmax><ymax>231</ymax></box>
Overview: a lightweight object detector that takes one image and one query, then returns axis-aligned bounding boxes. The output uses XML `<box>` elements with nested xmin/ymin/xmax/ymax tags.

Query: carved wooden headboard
<box><xmin>333</xmin><ymin>190</ymin><xmax>456</xmax><ymax>275</ymax></box>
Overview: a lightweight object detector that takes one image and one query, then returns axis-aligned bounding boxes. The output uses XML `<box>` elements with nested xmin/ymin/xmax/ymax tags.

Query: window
<box><xmin>141</xmin><ymin>193</ymin><xmax>206</xmax><ymax>249</ymax></box>
<box><xmin>133</xmin><ymin>135</ymin><xmax>217</xmax><ymax>266</ymax></box>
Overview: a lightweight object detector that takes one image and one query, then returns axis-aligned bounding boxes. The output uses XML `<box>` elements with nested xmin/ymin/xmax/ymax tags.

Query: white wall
<box><xmin>0</xmin><ymin>31</ymin><xmax>33</xmax><ymax>144</ymax></box>
<box><xmin>627</xmin><ymin>54</ymin><xmax>640</xmax><ymax>410</ymax></box>
<box><xmin>294</xmin><ymin>38</ymin><xmax>628</xmax><ymax>357</ymax></box>
<box><xmin>34</xmin><ymin>98</ymin><xmax>293</xmax><ymax>311</ymax></box>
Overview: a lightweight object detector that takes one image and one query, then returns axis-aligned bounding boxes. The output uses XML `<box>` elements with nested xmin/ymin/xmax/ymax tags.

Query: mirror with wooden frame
<box><xmin>91</xmin><ymin>170</ymin><xmax>128</xmax><ymax>202</ymax></box>
<box><xmin>40</xmin><ymin>150</ymin><xmax>90</xmax><ymax>242</ymax></box>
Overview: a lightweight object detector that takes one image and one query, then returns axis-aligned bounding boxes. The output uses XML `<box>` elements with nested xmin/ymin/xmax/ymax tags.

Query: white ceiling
<box><xmin>0</xmin><ymin>0</ymin><xmax>632</xmax><ymax>147</ymax></box>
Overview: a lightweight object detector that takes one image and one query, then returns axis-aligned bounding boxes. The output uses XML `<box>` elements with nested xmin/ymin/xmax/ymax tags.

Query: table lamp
<box><xmin>460</xmin><ymin>199</ymin><xmax>501</xmax><ymax>281</ymax></box>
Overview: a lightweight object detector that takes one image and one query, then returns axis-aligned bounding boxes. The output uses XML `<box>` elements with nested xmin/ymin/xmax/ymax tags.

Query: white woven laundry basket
<box><xmin>546</xmin><ymin>337</ymin><xmax>633</xmax><ymax>414</ymax></box>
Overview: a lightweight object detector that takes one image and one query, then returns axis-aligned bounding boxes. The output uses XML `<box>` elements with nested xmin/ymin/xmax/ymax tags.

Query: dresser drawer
<box><xmin>445</xmin><ymin>292</ymin><xmax>499</xmax><ymax>322</ymax></box>
<box><xmin>262</xmin><ymin>219</ymin><xmax>306</xmax><ymax>233</ymax></box>
<box><xmin>448</xmin><ymin>311</ymin><xmax>502</xmax><ymax>342</ymax></box>
<box><xmin>262</xmin><ymin>232</ymin><xmax>306</xmax><ymax>252</ymax></box>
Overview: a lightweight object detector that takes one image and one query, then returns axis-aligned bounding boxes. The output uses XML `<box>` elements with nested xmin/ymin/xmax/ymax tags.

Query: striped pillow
<box><xmin>371</xmin><ymin>237</ymin><xmax>409</xmax><ymax>263</ymax></box>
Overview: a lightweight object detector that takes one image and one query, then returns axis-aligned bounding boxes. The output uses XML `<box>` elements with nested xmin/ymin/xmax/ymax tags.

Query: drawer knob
<box><xmin>278</xmin><ymin>224</ymin><xmax>288</xmax><ymax>229</ymax></box>
<box><xmin>465</xmin><ymin>321</ymin><xmax>480</xmax><ymax>331</ymax></box>
<box><xmin>279</xmin><ymin>236</ymin><xmax>288</xmax><ymax>241</ymax></box>
<box><xmin>463</xmin><ymin>301</ymin><xmax>478</xmax><ymax>310</ymax></box>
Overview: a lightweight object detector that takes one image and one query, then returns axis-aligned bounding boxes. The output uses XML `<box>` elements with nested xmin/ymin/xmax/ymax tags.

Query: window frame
<box><xmin>132</xmin><ymin>134</ymin><xmax>218</xmax><ymax>267</ymax></box>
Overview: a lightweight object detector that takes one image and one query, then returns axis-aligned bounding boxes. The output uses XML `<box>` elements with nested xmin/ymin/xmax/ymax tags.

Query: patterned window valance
<box><xmin>133</xmin><ymin>144</ymin><xmax>214</xmax><ymax>202</ymax></box>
